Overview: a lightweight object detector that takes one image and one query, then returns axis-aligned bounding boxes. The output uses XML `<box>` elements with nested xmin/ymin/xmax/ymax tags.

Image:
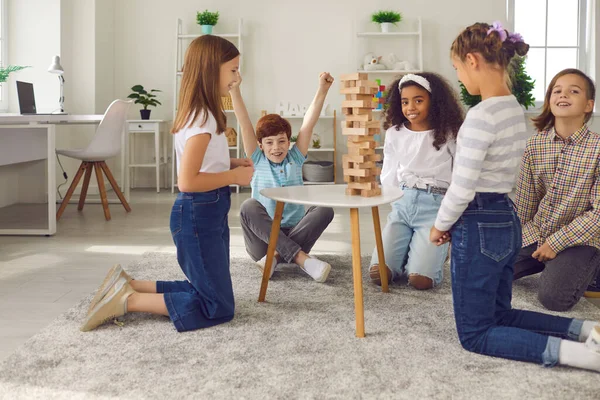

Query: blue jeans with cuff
<box><xmin>450</xmin><ymin>192</ymin><xmax>582</xmax><ymax>367</ymax></box>
<box><xmin>157</xmin><ymin>187</ymin><xmax>235</xmax><ymax>332</ymax></box>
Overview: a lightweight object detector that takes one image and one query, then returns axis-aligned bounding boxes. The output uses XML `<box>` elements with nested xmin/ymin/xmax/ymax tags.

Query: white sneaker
<box><xmin>256</xmin><ymin>255</ymin><xmax>278</xmax><ymax>279</ymax></box>
<box><xmin>585</xmin><ymin>325</ymin><xmax>600</xmax><ymax>352</ymax></box>
<box><xmin>302</xmin><ymin>257</ymin><xmax>331</xmax><ymax>283</ymax></box>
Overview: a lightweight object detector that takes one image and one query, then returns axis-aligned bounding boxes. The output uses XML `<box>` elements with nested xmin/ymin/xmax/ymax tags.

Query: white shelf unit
<box><xmin>265</xmin><ymin>110</ymin><xmax>338</xmax><ymax>185</ymax></box>
<box><xmin>171</xmin><ymin>18</ymin><xmax>244</xmax><ymax>194</ymax></box>
<box><xmin>356</xmin><ymin>18</ymin><xmax>423</xmax><ymax>156</ymax></box>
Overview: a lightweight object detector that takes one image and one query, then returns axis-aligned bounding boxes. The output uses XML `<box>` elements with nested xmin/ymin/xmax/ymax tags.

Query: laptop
<box><xmin>16</xmin><ymin>81</ymin><xmax>55</xmax><ymax>115</ymax></box>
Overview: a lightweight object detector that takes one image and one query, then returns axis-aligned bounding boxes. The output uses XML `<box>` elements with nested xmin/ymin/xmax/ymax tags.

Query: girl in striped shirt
<box><xmin>430</xmin><ymin>22</ymin><xmax>600</xmax><ymax>373</ymax></box>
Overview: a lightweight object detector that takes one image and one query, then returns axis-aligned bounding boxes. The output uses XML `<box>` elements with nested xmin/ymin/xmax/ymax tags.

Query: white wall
<box><xmin>7</xmin><ymin>0</ymin><xmax>61</xmax><ymax>112</ymax></box>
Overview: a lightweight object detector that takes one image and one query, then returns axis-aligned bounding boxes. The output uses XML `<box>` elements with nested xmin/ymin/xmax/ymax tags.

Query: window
<box><xmin>0</xmin><ymin>0</ymin><xmax>6</xmax><ymax>111</ymax></box>
<box><xmin>508</xmin><ymin>0</ymin><xmax>591</xmax><ymax>105</ymax></box>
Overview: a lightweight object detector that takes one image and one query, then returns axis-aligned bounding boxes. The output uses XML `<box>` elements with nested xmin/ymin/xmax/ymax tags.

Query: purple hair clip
<box><xmin>508</xmin><ymin>32</ymin><xmax>524</xmax><ymax>43</ymax></box>
<box><xmin>487</xmin><ymin>21</ymin><xmax>507</xmax><ymax>42</ymax></box>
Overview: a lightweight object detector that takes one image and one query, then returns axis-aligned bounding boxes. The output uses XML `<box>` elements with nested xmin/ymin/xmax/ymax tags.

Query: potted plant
<box><xmin>197</xmin><ymin>10</ymin><xmax>219</xmax><ymax>34</ymax></box>
<box><xmin>127</xmin><ymin>85</ymin><xmax>162</xmax><ymax>120</ymax></box>
<box><xmin>371</xmin><ymin>10</ymin><xmax>402</xmax><ymax>33</ymax></box>
<box><xmin>459</xmin><ymin>56</ymin><xmax>535</xmax><ymax>109</ymax></box>
<box><xmin>0</xmin><ymin>65</ymin><xmax>29</xmax><ymax>83</ymax></box>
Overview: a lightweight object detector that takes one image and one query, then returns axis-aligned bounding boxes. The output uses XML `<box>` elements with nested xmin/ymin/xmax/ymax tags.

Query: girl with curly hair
<box><xmin>369</xmin><ymin>72</ymin><xmax>464</xmax><ymax>290</ymax></box>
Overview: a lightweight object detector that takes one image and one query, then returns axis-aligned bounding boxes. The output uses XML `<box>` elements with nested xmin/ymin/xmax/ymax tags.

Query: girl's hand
<box><xmin>233</xmin><ymin>166</ymin><xmax>254</xmax><ymax>186</ymax></box>
<box><xmin>230</xmin><ymin>158</ymin><xmax>253</xmax><ymax>169</ymax></box>
<box><xmin>230</xmin><ymin>71</ymin><xmax>242</xmax><ymax>90</ymax></box>
<box><xmin>319</xmin><ymin>72</ymin><xmax>334</xmax><ymax>90</ymax></box>
<box><xmin>532</xmin><ymin>242</ymin><xmax>557</xmax><ymax>262</ymax></box>
<box><xmin>430</xmin><ymin>226</ymin><xmax>450</xmax><ymax>246</ymax></box>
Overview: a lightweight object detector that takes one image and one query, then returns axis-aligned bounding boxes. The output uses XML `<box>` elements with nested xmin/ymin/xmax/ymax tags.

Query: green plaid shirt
<box><xmin>515</xmin><ymin>124</ymin><xmax>600</xmax><ymax>253</ymax></box>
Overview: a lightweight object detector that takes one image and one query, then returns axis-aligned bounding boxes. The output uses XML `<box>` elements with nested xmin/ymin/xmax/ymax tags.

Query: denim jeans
<box><xmin>450</xmin><ymin>193</ymin><xmax>583</xmax><ymax>367</ymax></box>
<box><xmin>240</xmin><ymin>198</ymin><xmax>334</xmax><ymax>263</ymax></box>
<box><xmin>370</xmin><ymin>188</ymin><xmax>448</xmax><ymax>285</ymax></box>
<box><xmin>156</xmin><ymin>187</ymin><xmax>234</xmax><ymax>332</ymax></box>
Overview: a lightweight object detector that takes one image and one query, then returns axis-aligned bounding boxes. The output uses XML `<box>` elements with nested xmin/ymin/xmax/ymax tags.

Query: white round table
<box><xmin>259</xmin><ymin>184</ymin><xmax>404</xmax><ymax>338</ymax></box>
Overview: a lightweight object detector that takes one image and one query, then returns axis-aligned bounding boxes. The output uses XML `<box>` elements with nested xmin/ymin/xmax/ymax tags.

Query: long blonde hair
<box><xmin>172</xmin><ymin>35</ymin><xmax>239</xmax><ymax>134</ymax></box>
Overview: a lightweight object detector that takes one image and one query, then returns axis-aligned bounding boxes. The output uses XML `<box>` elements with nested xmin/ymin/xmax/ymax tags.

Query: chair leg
<box><xmin>56</xmin><ymin>162</ymin><xmax>88</xmax><ymax>221</ymax></box>
<box><xmin>77</xmin><ymin>163</ymin><xmax>94</xmax><ymax>211</ymax></box>
<box><xmin>100</xmin><ymin>161</ymin><xmax>131</xmax><ymax>212</ymax></box>
<box><xmin>94</xmin><ymin>162</ymin><xmax>111</xmax><ymax>221</ymax></box>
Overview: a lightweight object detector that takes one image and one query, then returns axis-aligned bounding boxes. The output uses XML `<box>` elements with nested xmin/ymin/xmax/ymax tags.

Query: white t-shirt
<box><xmin>380</xmin><ymin>123</ymin><xmax>455</xmax><ymax>189</ymax></box>
<box><xmin>173</xmin><ymin>111</ymin><xmax>230</xmax><ymax>176</ymax></box>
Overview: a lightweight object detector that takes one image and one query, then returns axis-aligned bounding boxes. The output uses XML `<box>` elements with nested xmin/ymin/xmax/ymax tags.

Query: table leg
<box><xmin>258</xmin><ymin>201</ymin><xmax>285</xmax><ymax>302</ymax></box>
<box><xmin>155</xmin><ymin>127</ymin><xmax>160</xmax><ymax>193</ymax></box>
<box><xmin>350</xmin><ymin>207</ymin><xmax>365</xmax><ymax>338</ymax></box>
<box><xmin>371</xmin><ymin>206</ymin><xmax>389</xmax><ymax>293</ymax></box>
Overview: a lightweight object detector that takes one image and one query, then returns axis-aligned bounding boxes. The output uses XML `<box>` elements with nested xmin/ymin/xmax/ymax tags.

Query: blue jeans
<box><xmin>450</xmin><ymin>193</ymin><xmax>583</xmax><ymax>367</ymax></box>
<box><xmin>156</xmin><ymin>187</ymin><xmax>234</xmax><ymax>332</ymax></box>
<box><xmin>370</xmin><ymin>188</ymin><xmax>448</xmax><ymax>285</ymax></box>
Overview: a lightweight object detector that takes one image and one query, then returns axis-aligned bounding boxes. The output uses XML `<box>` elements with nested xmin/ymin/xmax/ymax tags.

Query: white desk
<box><xmin>259</xmin><ymin>184</ymin><xmax>404</xmax><ymax>338</ymax></box>
<box><xmin>0</xmin><ymin>114</ymin><xmax>128</xmax><ymax>236</ymax></box>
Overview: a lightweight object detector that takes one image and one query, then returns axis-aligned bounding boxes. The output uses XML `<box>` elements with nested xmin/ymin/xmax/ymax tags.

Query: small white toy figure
<box><xmin>363</xmin><ymin>52</ymin><xmax>387</xmax><ymax>71</ymax></box>
<box><xmin>386</xmin><ymin>53</ymin><xmax>415</xmax><ymax>71</ymax></box>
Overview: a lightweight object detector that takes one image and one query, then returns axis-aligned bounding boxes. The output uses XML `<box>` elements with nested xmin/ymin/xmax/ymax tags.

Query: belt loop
<box><xmin>426</xmin><ymin>184</ymin><xmax>433</xmax><ymax>194</ymax></box>
<box><xmin>475</xmin><ymin>193</ymin><xmax>484</xmax><ymax>209</ymax></box>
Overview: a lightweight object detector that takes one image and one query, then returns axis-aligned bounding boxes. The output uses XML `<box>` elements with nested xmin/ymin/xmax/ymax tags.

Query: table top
<box><xmin>0</xmin><ymin>114</ymin><xmax>103</xmax><ymax>124</ymax></box>
<box><xmin>260</xmin><ymin>184</ymin><xmax>403</xmax><ymax>208</ymax></box>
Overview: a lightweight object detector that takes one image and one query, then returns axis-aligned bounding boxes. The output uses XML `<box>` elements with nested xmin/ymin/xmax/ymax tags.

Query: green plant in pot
<box><xmin>459</xmin><ymin>56</ymin><xmax>535</xmax><ymax>109</ymax></box>
<box><xmin>371</xmin><ymin>10</ymin><xmax>402</xmax><ymax>33</ymax></box>
<box><xmin>197</xmin><ymin>10</ymin><xmax>219</xmax><ymax>34</ymax></box>
<box><xmin>127</xmin><ymin>85</ymin><xmax>162</xmax><ymax>120</ymax></box>
<box><xmin>0</xmin><ymin>65</ymin><xmax>29</xmax><ymax>83</ymax></box>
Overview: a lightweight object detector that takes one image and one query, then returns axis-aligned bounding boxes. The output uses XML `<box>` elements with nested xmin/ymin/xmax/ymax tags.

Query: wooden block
<box><xmin>343</xmin><ymin>154</ymin><xmax>382</xmax><ymax>164</ymax></box>
<box><xmin>368</xmin><ymin>127</ymin><xmax>380</xmax><ymax>135</ymax></box>
<box><xmin>342</xmin><ymin>100</ymin><xmax>372</xmax><ymax>108</ymax></box>
<box><xmin>360</xmin><ymin>187</ymin><xmax>382</xmax><ymax>197</ymax></box>
<box><xmin>355</xmin><ymin>80</ymin><xmax>379</xmax><ymax>88</ymax></box>
<box><xmin>348</xmin><ymin>181</ymin><xmax>378</xmax><ymax>190</ymax></box>
<box><xmin>340</xmin><ymin>86</ymin><xmax>378</xmax><ymax>95</ymax></box>
<box><xmin>343</xmin><ymin>168</ymin><xmax>372</xmax><ymax>177</ymax></box>
<box><xmin>342</xmin><ymin>80</ymin><xmax>356</xmax><ymax>89</ymax></box>
<box><xmin>340</xmin><ymin>73</ymin><xmax>368</xmax><ymax>81</ymax></box>
<box><xmin>342</xmin><ymin>107</ymin><xmax>353</xmax><ymax>115</ymax></box>
<box><xmin>344</xmin><ymin>113</ymin><xmax>373</xmax><ymax>122</ymax></box>
<box><xmin>347</xmin><ymin>147</ymin><xmax>374</xmax><ymax>156</ymax></box>
<box><xmin>346</xmin><ymin>94</ymin><xmax>374</xmax><ymax>101</ymax></box>
<box><xmin>347</xmin><ymin>141</ymin><xmax>376</xmax><ymax>150</ymax></box>
<box><xmin>346</xmin><ymin>188</ymin><xmax>361</xmax><ymax>196</ymax></box>
<box><xmin>343</xmin><ymin>160</ymin><xmax>377</xmax><ymax>169</ymax></box>
<box><xmin>356</xmin><ymin>120</ymin><xmax>381</xmax><ymax>129</ymax></box>
<box><xmin>344</xmin><ymin>175</ymin><xmax>377</xmax><ymax>183</ymax></box>
<box><xmin>353</xmin><ymin>107</ymin><xmax>373</xmax><ymax>115</ymax></box>
<box><xmin>342</xmin><ymin>127</ymin><xmax>371</xmax><ymax>136</ymax></box>
<box><xmin>346</xmin><ymin>135</ymin><xmax>376</xmax><ymax>144</ymax></box>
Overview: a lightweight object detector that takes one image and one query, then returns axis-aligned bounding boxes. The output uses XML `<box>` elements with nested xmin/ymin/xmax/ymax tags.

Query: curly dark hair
<box><xmin>383</xmin><ymin>72</ymin><xmax>464</xmax><ymax>150</ymax></box>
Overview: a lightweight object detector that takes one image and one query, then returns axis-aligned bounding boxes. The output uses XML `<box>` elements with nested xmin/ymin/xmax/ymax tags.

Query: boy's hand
<box><xmin>319</xmin><ymin>72</ymin><xmax>334</xmax><ymax>91</ymax></box>
<box><xmin>430</xmin><ymin>226</ymin><xmax>450</xmax><ymax>246</ymax></box>
<box><xmin>532</xmin><ymin>242</ymin><xmax>557</xmax><ymax>262</ymax></box>
<box><xmin>230</xmin><ymin>158</ymin><xmax>253</xmax><ymax>169</ymax></box>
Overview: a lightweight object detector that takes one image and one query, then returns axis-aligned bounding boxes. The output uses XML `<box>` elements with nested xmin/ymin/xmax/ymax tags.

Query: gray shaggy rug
<box><xmin>0</xmin><ymin>252</ymin><xmax>599</xmax><ymax>399</ymax></box>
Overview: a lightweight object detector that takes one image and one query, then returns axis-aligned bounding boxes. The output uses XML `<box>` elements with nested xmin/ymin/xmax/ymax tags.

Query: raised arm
<box><xmin>229</xmin><ymin>73</ymin><xmax>258</xmax><ymax>157</ymax></box>
<box><xmin>295</xmin><ymin>72</ymin><xmax>334</xmax><ymax>156</ymax></box>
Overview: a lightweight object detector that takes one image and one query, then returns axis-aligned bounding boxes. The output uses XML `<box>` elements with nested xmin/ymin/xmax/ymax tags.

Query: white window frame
<box><xmin>0</xmin><ymin>0</ymin><xmax>7</xmax><ymax>112</ymax></box>
<box><xmin>507</xmin><ymin>0</ymin><xmax>590</xmax><ymax>108</ymax></box>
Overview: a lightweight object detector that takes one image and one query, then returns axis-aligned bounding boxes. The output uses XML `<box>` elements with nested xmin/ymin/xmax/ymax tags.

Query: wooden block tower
<box><xmin>340</xmin><ymin>73</ymin><xmax>382</xmax><ymax>197</ymax></box>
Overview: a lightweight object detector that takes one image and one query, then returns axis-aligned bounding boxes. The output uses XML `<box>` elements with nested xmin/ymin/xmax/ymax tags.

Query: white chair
<box><xmin>56</xmin><ymin>99</ymin><xmax>132</xmax><ymax>221</ymax></box>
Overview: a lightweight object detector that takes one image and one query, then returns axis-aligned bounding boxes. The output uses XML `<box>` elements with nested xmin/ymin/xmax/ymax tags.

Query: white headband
<box><xmin>399</xmin><ymin>74</ymin><xmax>431</xmax><ymax>93</ymax></box>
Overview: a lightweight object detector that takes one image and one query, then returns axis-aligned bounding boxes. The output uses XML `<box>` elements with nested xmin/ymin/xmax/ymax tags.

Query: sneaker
<box><xmin>585</xmin><ymin>325</ymin><xmax>600</xmax><ymax>352</ymax></box>
<box><xmin>87</xmin><ymin>264</ymin><xmax>133</xmax><ymax>316</ymax></box>
<box><xmin>369</xmin><ymin>264</ymin><xmax>393</xmax><ymax>286</ymax></box>
<box><xmin>584</xmin><ymin>277</ymin><xmax>600</xmax><ymax>298</ymax></box>
<box><xmin>302</xmin><ymin>258</ymin><xmax>331</xmax><ymax>283</ymax></box>
<box><xmin>80</xmin><ymin>277</ymin><xmax>135</xmax><ymax>332</ymax></box>
<box><xmin>256</xmin><ymin>256</ymin><xmax>278</xmax><ymax>279</ymax></box>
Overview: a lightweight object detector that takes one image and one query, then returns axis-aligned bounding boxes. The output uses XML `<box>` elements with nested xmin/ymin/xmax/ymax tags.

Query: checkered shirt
<box><xmin>515</xmin><ymin>124</ymin><xmax>600</xmax><ymax>253</ymax></box>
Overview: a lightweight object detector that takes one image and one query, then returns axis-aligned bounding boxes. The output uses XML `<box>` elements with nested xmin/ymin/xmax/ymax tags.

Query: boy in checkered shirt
<box><xmin>514</xmin><ymin>68</ymin><xmax>600</xmax><ymax>311</ymax></box>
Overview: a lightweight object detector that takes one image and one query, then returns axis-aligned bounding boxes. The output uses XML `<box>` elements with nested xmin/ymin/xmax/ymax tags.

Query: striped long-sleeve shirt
<box><xmin>434</xmin><ymin>95</ymin><xmax>527</xmax><ymax>231</ymax></box>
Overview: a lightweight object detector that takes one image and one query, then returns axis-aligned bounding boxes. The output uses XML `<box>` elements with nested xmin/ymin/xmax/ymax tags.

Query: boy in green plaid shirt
<box><xmin>514</xmin><ymin>68</ymin><xmax>600</xmax><ymax>311</ymax></box>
